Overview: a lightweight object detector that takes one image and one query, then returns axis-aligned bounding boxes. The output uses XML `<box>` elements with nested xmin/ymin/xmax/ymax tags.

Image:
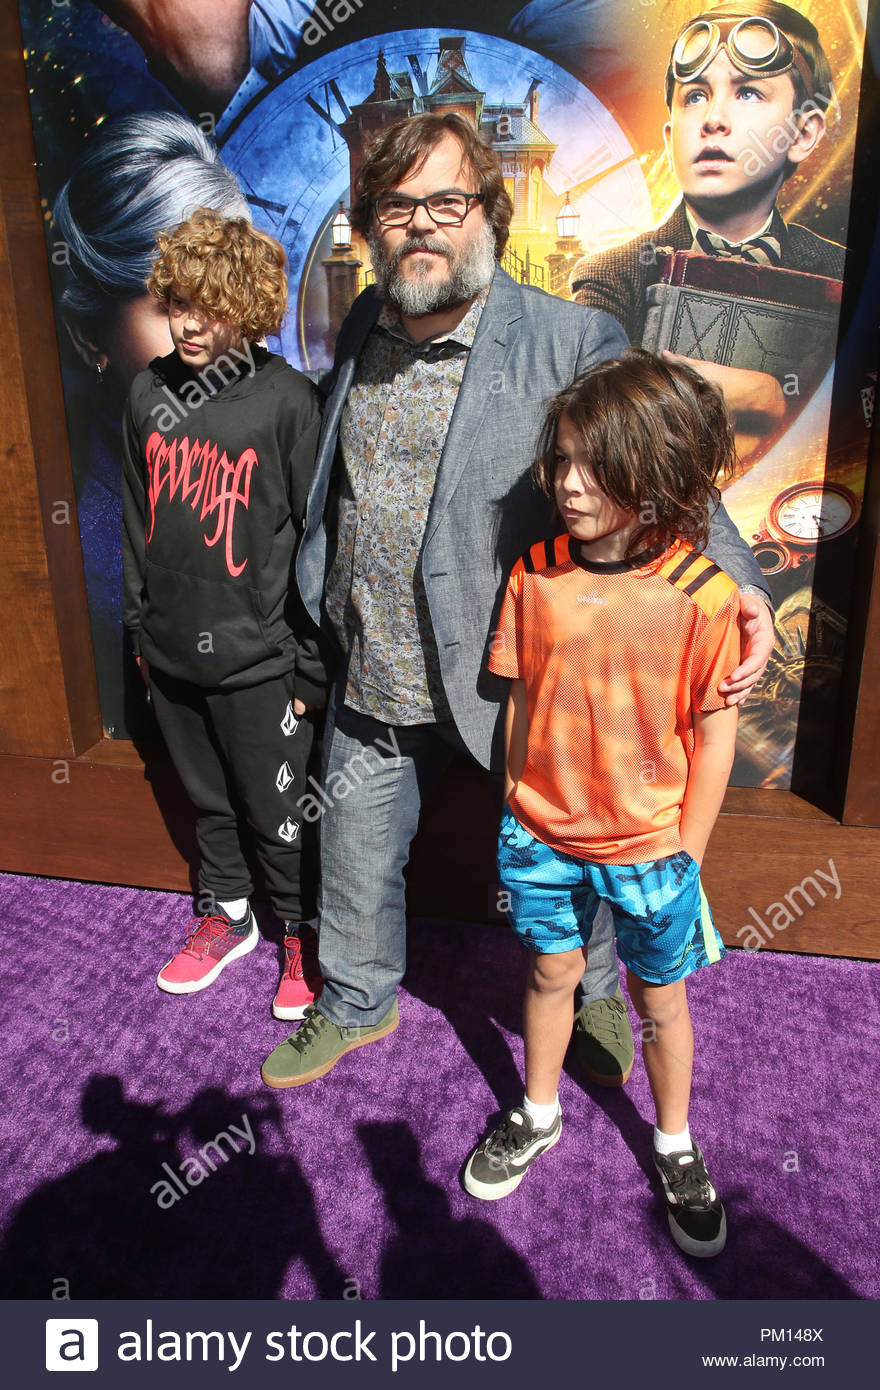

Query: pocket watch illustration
<box><xmin>734</xmin><ymin>586</ymin><xmax>848</xmax><ymax>786</ymax></box>
<box><xmin>752</xmin><ymin>480</ymin><xmax>860</xmax><ymax>574</ymax></box>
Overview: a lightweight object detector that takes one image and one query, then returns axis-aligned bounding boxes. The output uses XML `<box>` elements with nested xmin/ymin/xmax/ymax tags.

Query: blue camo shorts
<box><xmin>498</xmin><ymin>806</ymin><xmax>726</xmax><ymax>986</ymax></box>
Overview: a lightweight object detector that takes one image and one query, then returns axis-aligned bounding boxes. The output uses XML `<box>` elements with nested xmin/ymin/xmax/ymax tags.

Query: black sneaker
<box><xmin>464</xmin><ymin>1107</ymin><xmax>562</xmax><ymax>1201</ymax></box>
<box><xmin>653</xmin><ymin>1143</ymin><xmax>727</xmax><ymax>1257</ymax></box>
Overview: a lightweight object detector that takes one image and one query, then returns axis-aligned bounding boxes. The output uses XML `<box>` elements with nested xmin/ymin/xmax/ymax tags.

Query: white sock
<box><xmin>654</xmin><ymin>1124</ymin><xmax>692</xmax><ymax>1157</ymax></box>
<box><xmin>523</xmin><ymin>1093</ymin><xmax>560</xmax><ymax>1130</ymax></box>
<box><xmin>218</xmin><ymin>898</ymin><xmax>249</xmax><ymax>924</ymax></box>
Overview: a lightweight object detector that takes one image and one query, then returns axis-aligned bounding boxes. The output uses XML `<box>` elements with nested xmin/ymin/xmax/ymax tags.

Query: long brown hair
<box><xmin>534</xmin><ymin>349</ymin><xmax>739</xmax><ymax>560</ymax></box>
<box><xmin>350</xmin><ymin>112</ymin><xmax>513</xmax><ymax>257</ymax></box>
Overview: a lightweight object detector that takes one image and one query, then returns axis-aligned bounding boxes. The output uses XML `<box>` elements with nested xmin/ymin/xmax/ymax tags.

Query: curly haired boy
<box><xmin>122</xmin><ymin>207</ymin><xmax>330</xmax><ymax>1020</ymax></box>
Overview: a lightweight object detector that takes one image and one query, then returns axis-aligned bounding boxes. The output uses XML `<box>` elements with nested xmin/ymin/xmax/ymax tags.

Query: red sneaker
<box><xmin>272</xmin><ymin>925</ymin><xmax>323</xmax><ymax>1020</ymax></box>
<box><xmin>157</xmin><ymin>912</ymin><xmax>259</xmax><ymax>994</ymax></box>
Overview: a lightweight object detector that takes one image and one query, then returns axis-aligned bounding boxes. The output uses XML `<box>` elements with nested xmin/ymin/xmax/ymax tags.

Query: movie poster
<box><xmin>18</xmin><ymin>0</ymin><xmax>874</xmax><ymax>800</ymax></box>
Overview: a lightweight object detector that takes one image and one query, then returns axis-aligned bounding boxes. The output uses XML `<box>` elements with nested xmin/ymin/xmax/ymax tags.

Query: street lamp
<box><xmin>323</xmin><ymin>202</ymin><xmax>361</xmax><ymax>356</ymax></box>
<box><xmin>556</xmin><ymin>193</ymin><xmax>579</xmax><ymax>241</ymax></box>
<box><xmin>546</xmin><ymin>192</ymin><xmax>584</xmax><ymax>295</ymax></box>
<box><xmin>331</xmin><ymin>203</ymin><xmax>352</xmax><ymax>250</ymax></box>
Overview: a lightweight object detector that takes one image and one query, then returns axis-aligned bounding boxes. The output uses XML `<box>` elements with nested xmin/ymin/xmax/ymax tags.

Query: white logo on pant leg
<box><xmin>275</xmin><ymin>761</ymin><xmax>295</xmax><ymax>792</ymax></box>
<box><xmin>281</xmin><ymin>701</ymin><xmax>299</xmax><ymax>736</ymax></box>
<box><xmin>278</xmin><ymin>817</ymin><xmax>299</xmax><ymax>843</ymax></box>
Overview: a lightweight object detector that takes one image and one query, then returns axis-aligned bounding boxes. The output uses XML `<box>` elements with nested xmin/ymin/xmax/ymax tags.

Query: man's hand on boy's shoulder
<box><xmin>662</xmin><ymin>351</ymin><xmax>787</xmax><ymax>430</ymax></box>
<box><xmin>720</xmin><ymin>593</ymin><xmax>775</xmax><ymax>707</ymax></box>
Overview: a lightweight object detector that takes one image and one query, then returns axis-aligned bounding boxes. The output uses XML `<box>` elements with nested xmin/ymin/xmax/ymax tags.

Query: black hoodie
<box><xmin>122</xmin><ymin>346</ymin><xmax>331</xmax><ymax>702</ymax></box>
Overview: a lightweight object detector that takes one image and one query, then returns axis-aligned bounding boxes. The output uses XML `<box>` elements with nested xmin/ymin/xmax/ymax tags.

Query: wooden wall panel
<box><xmin>0</xmin><ymin>750</ymin><xmax>195</xmax><ymax>893</ymax></box>
<box><xmin>0</xmin><ymin>3</ymin><xmax>101</xmax><ymax>757</ymax></box>
<box><xmin>409</xmin><ymin>767</ymin><xmax>880</xmax><ymax>960</ymax></box>
<box><xmin>4</xmin><ymin>750</ymin><xmax>879</xmax><ymax>960</ymax></box>
<box><xmin>841</xmin><ymin>472</ymin><xmax>880</xmax><ymax>826</ymax></box>
<box><xmin>0</xmin><ymin>191</ymin><xmax>78</xmax><ymax>755</ymax></box>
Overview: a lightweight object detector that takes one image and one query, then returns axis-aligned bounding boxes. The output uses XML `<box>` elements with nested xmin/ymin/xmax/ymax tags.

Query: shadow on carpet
<box><xmin>0</xmin><ymin>875</ymin><xmax>877</xmax><ymax>1300</ymax></box>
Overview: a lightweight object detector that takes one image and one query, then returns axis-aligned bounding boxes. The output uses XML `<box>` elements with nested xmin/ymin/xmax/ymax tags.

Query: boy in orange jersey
<box><xmin>464</xmin><ymin>349</ymin><xmax>740</xmax><ymax>1258</ymax></box>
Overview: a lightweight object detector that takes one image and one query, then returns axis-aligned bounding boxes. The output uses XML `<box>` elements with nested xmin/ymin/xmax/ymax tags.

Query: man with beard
<box><xmin>260</xmin><ymin>113</ymin><xmax>773</xmax><ymax>1089</ymax></box>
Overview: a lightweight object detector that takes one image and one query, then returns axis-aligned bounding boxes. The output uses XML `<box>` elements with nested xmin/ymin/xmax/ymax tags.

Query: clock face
<box><xmin>769</xmin><ymin>484</ymin><xmax>858</xmax><ymax>544</ymax></box>
<box><xmin>217</xmin><ymin>28</ymin><xmax>651</xmax><ymax>369</ymax></box>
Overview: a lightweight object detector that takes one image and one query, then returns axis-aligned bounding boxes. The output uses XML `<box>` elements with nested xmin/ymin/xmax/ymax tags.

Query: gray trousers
<box><xmin>315</xmin><ymin>690</ymin><xmax>618</xmax><ymax>1027</ymax></box>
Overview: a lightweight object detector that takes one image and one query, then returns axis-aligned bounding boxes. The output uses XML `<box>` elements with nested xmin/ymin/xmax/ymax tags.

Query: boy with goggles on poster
<box><xmin>671</xmin><ymin>10</ymin><xmax>819</xmax><ymax>93</ymax></box>
<box><xmin>570</xmin><ymin>1</ymin><xmax>844</xmax><ymax>464</ymax></box>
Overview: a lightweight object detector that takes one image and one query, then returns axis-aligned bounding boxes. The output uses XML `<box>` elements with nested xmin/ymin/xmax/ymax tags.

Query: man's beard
<box><xmin>367</xmin><ymin>217</ymin><xmax>497</xmax><ymax>316</ymax></box>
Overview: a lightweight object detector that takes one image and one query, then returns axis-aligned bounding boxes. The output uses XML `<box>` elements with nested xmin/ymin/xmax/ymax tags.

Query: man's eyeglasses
<box><xmin>371</xmin><ymin>191</ymin><xmax>484</xmax><ymax>228</ymax></box>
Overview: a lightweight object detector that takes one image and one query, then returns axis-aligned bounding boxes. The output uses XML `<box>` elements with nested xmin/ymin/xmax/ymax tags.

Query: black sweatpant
<box><xmin>149</xmin><ymin>666</ymin><xmax>318</xmax><ymax>922</ymax></box>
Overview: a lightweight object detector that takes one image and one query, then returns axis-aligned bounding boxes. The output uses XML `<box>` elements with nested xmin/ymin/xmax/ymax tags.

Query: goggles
<box><xmin>671</xmin><ymin>16</ymin><xmax>814</xmax><ymax>95</ymax></box>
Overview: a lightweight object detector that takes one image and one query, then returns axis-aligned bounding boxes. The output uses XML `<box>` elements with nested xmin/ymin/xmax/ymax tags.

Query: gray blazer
<box><xmin>297</xmin><ymin>265</ymin><xmax>767</xmax><ymax>770</ymax></box>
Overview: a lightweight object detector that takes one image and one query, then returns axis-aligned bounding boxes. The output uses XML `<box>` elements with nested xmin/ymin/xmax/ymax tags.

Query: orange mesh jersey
<box><xmin>489</xmin><ymin>534</ymin><xmax>741</xmax><ymax>864</ymax></box>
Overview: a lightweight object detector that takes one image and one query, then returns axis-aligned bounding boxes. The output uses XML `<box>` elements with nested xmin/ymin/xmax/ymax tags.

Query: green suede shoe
<box><xmin>261</xmin><ymin>999</ymin><xmax>399</xmax><ymax>1089</ymax></box>
<box><xmin>573</xmin><ymin>985</ymin><xmax>634</xmax><ymax>1086</ymax></box>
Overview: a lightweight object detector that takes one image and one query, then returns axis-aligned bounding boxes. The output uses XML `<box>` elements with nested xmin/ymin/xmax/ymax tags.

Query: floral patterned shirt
<box><xmin>326</xmin><ymin>290</ymin><xmax>488</xmax><ymax>723</ymax></box>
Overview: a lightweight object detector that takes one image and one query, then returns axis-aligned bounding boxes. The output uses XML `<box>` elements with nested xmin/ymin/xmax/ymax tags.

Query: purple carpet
<box><xmin>1</xmin><ymin>870</ymin><xmax>877</xmax><ymax>1301</ymax></box>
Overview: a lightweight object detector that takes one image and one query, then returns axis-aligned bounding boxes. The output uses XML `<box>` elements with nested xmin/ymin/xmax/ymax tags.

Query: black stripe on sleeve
<box><xmin>543</xmin><ymin>539</ymin><xmax>557</xmax><ymax>571</ymax></box>
<box><xmin>665</xmin><ymin>551</ymin><xmax>703</xmax><ymax>585</ymax></box>
<box><xmin>522</xmin><ymin>549</ymin><xmax>536</xmax><ymax>574</ymax></box>
<box><xmin>683</xmin><ymin>563</ymin><xmax>722</xmax><ymax>596</ymax></box>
